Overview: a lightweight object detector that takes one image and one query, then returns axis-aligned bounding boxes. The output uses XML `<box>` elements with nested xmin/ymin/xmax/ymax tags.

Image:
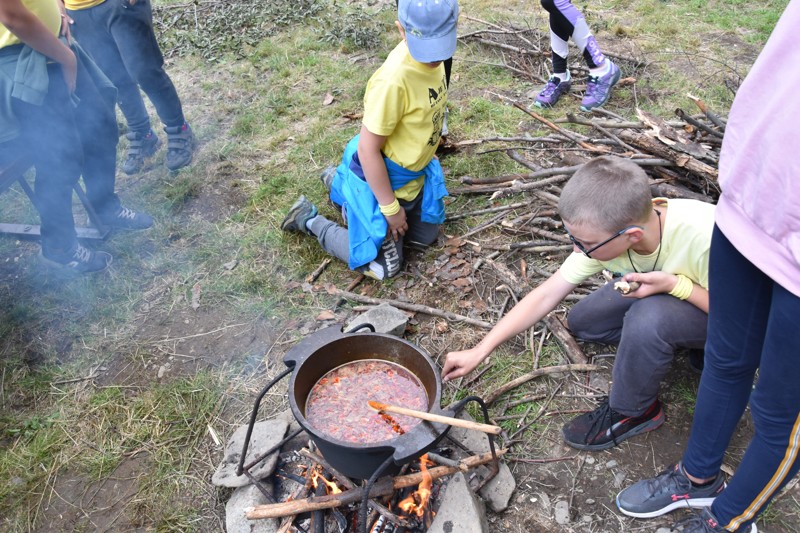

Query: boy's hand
<box><xmin>385</xmin><ymin>209</ymin><xmax>408</xmax><ymax>241</ymax></box>
<box><xmin>442</xmin><ymin>348</ymin><xmax>486</xmax><ymax>381</ymax></box>
<box><xmin>620</xmin><ymin>271</ymin><xmax>677</xmax><ymax>298</ymax></box>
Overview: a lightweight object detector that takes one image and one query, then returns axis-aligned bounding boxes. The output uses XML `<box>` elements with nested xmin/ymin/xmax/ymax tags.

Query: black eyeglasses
<box><xmin>564</xmin><ymin>225</ymin><xmax>643</xmax><ymax>258</ymax></box>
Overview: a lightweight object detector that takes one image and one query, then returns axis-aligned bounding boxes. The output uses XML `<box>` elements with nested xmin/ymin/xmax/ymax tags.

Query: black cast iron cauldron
<box><xmin>284</xmin><ymin>324</ymin><xmax>453</xmax><ymax>480</ymax></box>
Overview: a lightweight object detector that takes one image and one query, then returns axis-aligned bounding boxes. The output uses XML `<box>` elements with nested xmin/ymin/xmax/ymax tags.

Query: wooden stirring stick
<box><xmin>368</xmin><ymin>400</ymin><xmax>502</xmax><ymax>435</ymax></box>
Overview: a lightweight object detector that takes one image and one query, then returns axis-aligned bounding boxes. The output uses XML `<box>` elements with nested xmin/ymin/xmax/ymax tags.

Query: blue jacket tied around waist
<box><xmin>329</xmin><ymin>135</ymin><xmax>448</xmax><ymax>270</ymax></box>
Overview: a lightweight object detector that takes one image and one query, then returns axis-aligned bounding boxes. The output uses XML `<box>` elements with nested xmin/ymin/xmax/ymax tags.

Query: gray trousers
<box><xmin>307</xmin><ymin>193</ymin><xmax>439</xmax><ymax>279</ymax></box>
<box><xmin>567</xmin><ymin>282</ymin><xmax>708</xmax><ymax>416</ymax></box>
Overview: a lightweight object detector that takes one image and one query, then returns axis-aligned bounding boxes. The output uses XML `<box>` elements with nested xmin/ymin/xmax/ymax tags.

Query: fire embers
<box><xmin>310</xmin><ymin>465</ymin><xmax>342</xmax><ymax>495</ymax></box>
<box><xmin>397</xmin><ymin>454</ymin><xmax>433</xmax><ymax>518</ymax></box>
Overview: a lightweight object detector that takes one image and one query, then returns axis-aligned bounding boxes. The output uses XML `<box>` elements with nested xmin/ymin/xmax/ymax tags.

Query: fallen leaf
<box><xmin>316</xmin><ymin>310</ymin><xmax>336</xmax><ymax>321</ymax></box>
<box><xmin>453</xmin><ymin>277</ymin><xmax>473</xmax><ymax>288</ymax></box>
<box><xmin>436</xmin><ymin>322</ymin><xmax>449</xmax><ymax>333</ymax></box>
<box><xmin>322</xmin><ymin>93</ymin><xmax>335</xmax><ymax>106</ymax></box>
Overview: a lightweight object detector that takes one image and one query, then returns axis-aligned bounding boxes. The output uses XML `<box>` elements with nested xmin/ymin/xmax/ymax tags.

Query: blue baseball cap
<box><xmin>398</xmin><ymin>0</ymin><xmax>459</xmax><ymax>63</ymax></box>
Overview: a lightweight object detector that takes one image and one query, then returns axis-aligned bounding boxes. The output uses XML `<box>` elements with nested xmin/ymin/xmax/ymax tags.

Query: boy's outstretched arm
<box><xmin>357</xmin><ymin>126</ymin><xmax>408</xmax><ymax>241</ymax></box>
<box><xmin>442</xmin><ymin>271</ymin><xmax>577</xmax><ymax>381</ymax></box>
<box><xmin>0</xmin><ymin>0</ymin><xmax>77</xmax><ymax>92</ymax></box>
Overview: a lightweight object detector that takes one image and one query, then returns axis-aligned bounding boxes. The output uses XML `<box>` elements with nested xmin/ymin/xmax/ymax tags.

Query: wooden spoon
<box><xmin>368</xmin><ymin>400</ymin><xmax>502</xmax><ymax>435</ymax></box>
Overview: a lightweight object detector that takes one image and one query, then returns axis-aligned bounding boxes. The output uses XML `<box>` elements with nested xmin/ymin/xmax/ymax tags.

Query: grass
<box><xmin>0</xmin><ymin>0</ymin><xmax>794</xmax><ymax>530</ymax></box>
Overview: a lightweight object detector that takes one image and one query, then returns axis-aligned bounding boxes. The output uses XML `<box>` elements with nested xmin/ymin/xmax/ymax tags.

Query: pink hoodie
<box><xmin>715</xmin><ymin>0</ymin><xmax>800</xmax><ymax>297</ymax></box>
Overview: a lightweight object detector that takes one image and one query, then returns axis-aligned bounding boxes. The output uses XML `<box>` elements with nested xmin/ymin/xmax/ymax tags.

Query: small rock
<box><xmin>606</xmin><ymin>460</ymin><xmax>618</xmax><ymax>469</ymax></box>
<box><xmin>581</xmin><ymin>515</ymin><xmax>593</xmax><ymax>523</ymax></box>
<box><xmin>585</xmin><ymin>456</ymin><xmax>596</xmax><ymax>465</ymax></box>
<box><xmin>656</xmin><ymin>528</ymin><xmax>672</xmax><ymax>533</ymax></box>
<box><xmin>225</xmin><ymin>484</ymin><xmax>279</xmax><ymax>533</ymax></box>
<box><xmin>157</xmin><ymin>365</ymin><xmax>167</xmax><ymax>379</ymax></box>
<box><xmin>477</xmin><ymin>462</ymin><xmax>516</xmax><ymax>513</ymax></box>
<box><xmin>554</xmin><ymin>500</ymin><xmax>571</xmax><ymax>525</ymax></box>
<box><xmin>585</xmin><ymin>498</ymin><xmax>595</xmax><ymax>505</ymax></box>
<box><xmin>212</xmin><ymin>419</ymin><xmax>289</xmax><ymax>488</ymax></box>
<box><xmin>613</xmin><ymin>470</ymin><xmax>627</xmax><ymax>488</ymax></box>
<box><xmin>344</xmin><ymin>303</ymin><xmax>409</xmax><ymax>337</ymax></box>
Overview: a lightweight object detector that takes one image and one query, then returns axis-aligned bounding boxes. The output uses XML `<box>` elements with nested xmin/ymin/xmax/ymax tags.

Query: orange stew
<box><xmin>305</xmin><ymin>359</ymin><xmax>428</xmax><ymax>444</ymax></box>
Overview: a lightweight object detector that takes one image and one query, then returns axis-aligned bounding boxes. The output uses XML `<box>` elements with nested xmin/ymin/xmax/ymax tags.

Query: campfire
<box><xmin>254</xmin><ymin>443</ymin><xmax>502</xmax><ymax>533</ymax></box>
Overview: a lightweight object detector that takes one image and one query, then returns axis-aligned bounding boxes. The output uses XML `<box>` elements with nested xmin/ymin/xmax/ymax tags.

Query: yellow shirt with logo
<box><xmin>0</xmin><ymin>0</ymin><xmax>61</xmax><ymax>48</ymax></box>
<box><xmin>63</xmin><ymin>0</ymin><xmax>105</xmax><ymax>10</ymax></box>
<box><xmin>362</xmin><ymin>41</ymin><xmax>447</xmax><ymax>201</ymax></box>
<box><xmin>559</xmin><ymin>198</ymin><xmax>716</xmax><ymax>288</ymax></box>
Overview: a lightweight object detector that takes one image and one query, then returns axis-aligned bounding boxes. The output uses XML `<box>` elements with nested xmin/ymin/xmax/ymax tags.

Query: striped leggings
<box><xmin>683</xmin><ymin>226</ymin><xmax>800</xmax><ymax>531</ymax></box>
<box><xmin>540</xmin><ymin>0</ymin><xmax>606</xmax><ymax>72</ymax></box>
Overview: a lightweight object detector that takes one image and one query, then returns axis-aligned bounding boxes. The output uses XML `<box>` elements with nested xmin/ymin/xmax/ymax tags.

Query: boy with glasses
<box><xmin>443</xmin><ymin>155</ymin><xmax>715</xmax><ymax>450</ymax></box>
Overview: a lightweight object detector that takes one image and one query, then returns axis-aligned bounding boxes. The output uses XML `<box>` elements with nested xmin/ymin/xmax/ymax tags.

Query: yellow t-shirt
<box><xmin>362</xmin><ymin>41</ymin><xmax>447</xmax><ymax>201</ymax></box>
<box><xmin>559</xmin><ymin>198</ymin><xmax>716</xmax><ymax>288</ymax></box>
<box><xmin>0</xmin><ymin>0</ymin><xmax>61</xmax><ymax>49</ymax></box>
<box><xmin>64</xmin><ymin>0</ymin><xmax>105</xmax><ymax>10</ymax></box>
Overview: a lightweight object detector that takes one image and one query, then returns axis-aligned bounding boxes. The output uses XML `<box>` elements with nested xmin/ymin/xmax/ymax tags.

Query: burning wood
<box><xmin>245</xmin><ymin>449</ymin><xmax>506</xmax><ymax>520</ymax></box>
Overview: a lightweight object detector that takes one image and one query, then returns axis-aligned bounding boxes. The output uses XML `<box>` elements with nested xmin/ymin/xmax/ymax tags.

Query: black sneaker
<box><xmin>688</xmin><ymin>349</ymin><xmax>705</xmax><ymax>375</ymax></box>
<box><xmin>122</xmin><ymin>129</ymin><xmax>161</xmax><ymax>175</ymax></box>
<box><xmin>281</xmin><ymin>196</ymin><xmax>318</xmax><ymax>235</ymax></box>
<box><xmin>562</xmin><ymin>397</ymin><xmax>664</xmax><ymax>450</ymax></box>
<box><xmin>40</xmin><ymin>243</ymin><xmax>112</xmax><ymax>273</ymax></box>
<box><xmin>103</xmin><ymin>206</ymin><xmax>153</xmax><ymax>231</ymax></box>
<box><xmin>670</xmin><ymin>507</ymin><xmax>757</xmax><ymax>532</ymax></box>
<box><xmin>164</xmin><ymin>122</ymin><xmax>194</xmax><ymax>171</ymax></box>
<box><xmin>617</xmin><ymin>462</ymin><xmax>725</xmax><ymax>518</ymax></box>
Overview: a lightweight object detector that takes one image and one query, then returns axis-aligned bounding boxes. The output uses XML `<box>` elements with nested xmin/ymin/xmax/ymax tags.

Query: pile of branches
<box><xmin>451</xmin><ymin>95</ymin><xmax>726</xmax><ymax>204</ymax></box>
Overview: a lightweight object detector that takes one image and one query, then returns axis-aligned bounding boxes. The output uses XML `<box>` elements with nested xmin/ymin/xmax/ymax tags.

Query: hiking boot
<box><xmin>122</xmin><ymin>129</ymin><xmax>161</xmax><ymax>175</ymax></box>
<box><xmin>102</xmin><ymin>206</ymin><xmax>153</xmax><ymax>231</ymax></box>
<box><xmin>533</xmin><ymin>74</ymin><xmax>572</xmax><ymax>108</ymax></box>
<box><xmin>670</xmin><ymin>507</ymin><xmax>757</xmax><ymax>532</ymax></box>
<box><xmin>164</xmin><ymin>122</ymin><xmax>194</xmax><ymax>171</ymax></box>
<box><xmin>281</xmin><ymin>195</ymin><xmax>318</xmax><ymax>235</ymax></box>
<box><xmin>617</xmin><ymin>462</ymin><xmax>726</xmax><ymax>518</ymax></box>
<box><xmin>320</xmin><ymin>166</ymin><xmax>337</xmax><ymax>192</ymax></box>
<box><xmin>40</xmin><ymin>243</ymin><xmax>112</xmax><ymax>274</ymax></box>
<box><xmin>688</xmin><ymin>349</ymin><xmax>705</xmax><ymax>375</ymax></box>
<box><xmin>562</xmin><ymin>397</ymin><xmax>664</xmax><ymax>450</ymax></box>
<box><xmin>580</xmin><ymin>60</ymin><xmax>621</xmax><ymax>111</ymax></box>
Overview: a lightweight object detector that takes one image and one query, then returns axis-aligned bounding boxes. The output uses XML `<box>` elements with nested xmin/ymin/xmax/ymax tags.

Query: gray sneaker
<box><xmin>616</xmin><ymin>462</ymin><xmax>725</xmax><ymax>518</ymax></box>
<box><xmin>122</xmin><ymin>129</ymin><xmax>161</xmax><ymax>175</ymax></box>
<box><xmin>164</xmin><ymin>122</ymin><xmax>194</xmax><ymax>171</ymax></box>
<box><xmin>319</xmin><ymin>166</ymin><xmax>337</xmax><ymax>192</ymax></box>
<box><xmin>281</xmin><ymin>196</ymin><xmax>318</xmax><ymax>235</ymax></box>
<box><xmin>102</xmin><ymin>206</ymin><xmax>154</xmax><ymax>231</ymax></box>
<box><xmin>40</xmin><ymin>243</ymin><xmax>112</xmax><ymax>274</ymax></box>
<box><xmin>671</xmin><ymin>507</ymin><xmax>757</xmax><ymax>532</ymax></box>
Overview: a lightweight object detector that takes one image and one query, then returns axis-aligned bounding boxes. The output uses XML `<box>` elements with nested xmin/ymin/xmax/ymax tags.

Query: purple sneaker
<box><xmin>581</xmin><ymin>61</ymin><xmax>621</xmax><ymax>111</ymax></box>
<box><xmin>533</xmin><ymin>75</ymin><xmax>572</xmax><ymax>108</ymax></box>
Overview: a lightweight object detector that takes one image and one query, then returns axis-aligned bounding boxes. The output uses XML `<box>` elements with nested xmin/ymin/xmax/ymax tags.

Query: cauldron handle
<box><xmin>348</xmin><ymin>322</ymin><xmax>375</xmax><ymax>333</ymax></box>
<box><xmin>235</xmin><ymin>366</ymin><xmax>292</xmax><ymax>477</ymax></box>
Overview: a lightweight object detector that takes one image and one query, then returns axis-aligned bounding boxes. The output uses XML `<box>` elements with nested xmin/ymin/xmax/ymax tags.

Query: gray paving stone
<box><xmin>345</xmin><ymin>303</ymin><xmax>408</xmax><ymax>337</ymax></box>
<box><xmin>225</xmin><ymin>484</ymin><xmax>279</xmax><ymax>533</ymax></box>
<box><xmin>212</xmin><ymin>419</ymin><xmax>289</xmax><ymax>488</ymax></box>
<box><xmin>429</xmin><ymin>472</ymin><xmax>488</xmax><ymax>533</ymax></box>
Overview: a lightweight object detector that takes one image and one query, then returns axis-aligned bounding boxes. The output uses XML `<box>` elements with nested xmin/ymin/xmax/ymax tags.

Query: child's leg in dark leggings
<box><xmin>540</xmin><ymin>0</ymin><xmax>606</xmax><ymax>73</ymax></box>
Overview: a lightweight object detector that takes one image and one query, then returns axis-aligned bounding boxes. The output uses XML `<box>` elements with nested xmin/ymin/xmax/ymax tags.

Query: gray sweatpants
<box><xmin>307</xmin><ymin>193</ymin><xmax>439</xmax><ymax>279</ymax></box>
<box><xmin>567</xmin><ymin>282</ymin><xmax>708</xmax><ymax>416</ymax></box>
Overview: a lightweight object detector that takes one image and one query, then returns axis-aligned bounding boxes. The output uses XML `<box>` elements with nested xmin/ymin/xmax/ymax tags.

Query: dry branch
<box><xmin>484</xmin><ymin>364</ymin><xmax>598</xmax><ymax>405</ymax></box>
<box><xmin>542</xmin><ymin>314</ymin><xmax>589</xmax><ymax>364</ymax></box>
<box><xmin>330</xmin><ymin>289</ymin><xmax>493</xmax><ymax>329</ymax></box>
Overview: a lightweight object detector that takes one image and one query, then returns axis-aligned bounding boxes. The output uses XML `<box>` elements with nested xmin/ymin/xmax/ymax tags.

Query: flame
<box><xmin>310</xmin><ymin>467</ymin><xmax>342</xmax><ymax>495</ymax></box>
<box><xmin>397</xmin><ymin>454</ymin><xmax>433</xmax><ymax>518</ymax></box>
